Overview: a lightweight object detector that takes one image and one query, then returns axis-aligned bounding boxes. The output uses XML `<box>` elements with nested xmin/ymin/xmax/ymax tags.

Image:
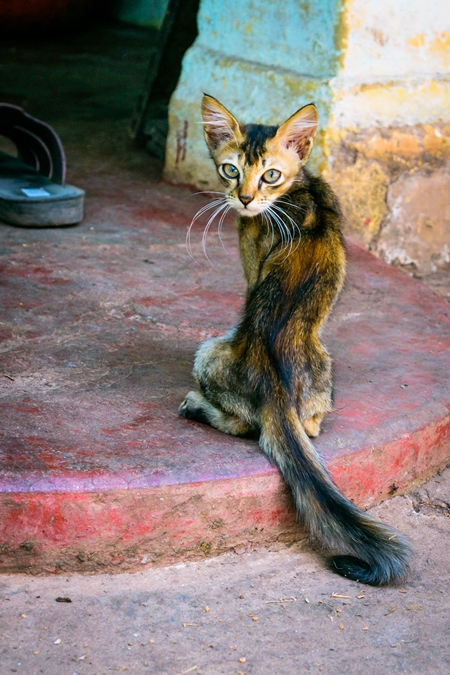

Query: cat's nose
<box><xmin>239</xmin><ymin>194</ymin><xmax>253</xmax><ymax>206</ymax></box>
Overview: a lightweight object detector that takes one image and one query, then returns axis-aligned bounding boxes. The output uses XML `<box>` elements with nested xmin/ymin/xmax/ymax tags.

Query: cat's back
<box><xmin>291</xmin><ymin>169</ymin><xmax>343</xmax><ymax>235</ymax></box>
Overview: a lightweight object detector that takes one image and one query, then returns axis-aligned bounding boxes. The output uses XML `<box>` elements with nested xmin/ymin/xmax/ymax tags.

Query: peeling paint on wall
<box><xmin>376</xmin><ymin>169</ymin><xmax>450</xmax><ymax>273</ymax></box>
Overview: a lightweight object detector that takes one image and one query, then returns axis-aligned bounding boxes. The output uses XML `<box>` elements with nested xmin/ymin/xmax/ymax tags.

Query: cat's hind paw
<box><xmin>303</xmin><ymin>415</ymin><xmax>323</xmax><ymax>438</ymax></box>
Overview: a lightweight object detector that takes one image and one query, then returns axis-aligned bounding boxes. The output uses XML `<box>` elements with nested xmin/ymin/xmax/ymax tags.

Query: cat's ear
<box><xmin>202</xmin><ymin>94</ymin><xmax>241</xmax><ymax>152</ymax></box>
<box><xmin>275</xmin><ymin>104</ymin><xmax>318</xmax><ymax>163</ymax></box>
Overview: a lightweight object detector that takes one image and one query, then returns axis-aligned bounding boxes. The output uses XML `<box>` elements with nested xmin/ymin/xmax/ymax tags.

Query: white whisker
<box><xmin>186</xmin><ymin>197</ymin><xmax>227</xmax><ymax>260</ymax></box>
<box><xmin>217</xmin><ymin>204</ymin><xmax>232</xmax><ymax>251</ymax></box>
<box><xmin>272</xmin><ymin>204</ymin><xmax>302</xmax><ymax>256</ymax></box>
<box><xmin>267</xmin><ymin>203</ymin><xmax>301</xmax><ymax>263</ymax></box>
<box><xmin>201</xmin><ymin>202</ymin><xmax>229</xmax><ymax>264</ymax></box>
<box><xmin>261</xmin><ymin>210</ymin><xmax>275</xmax><ymax>253</ymax></box>
<box><xmin>188</xmin><ymin>190</ymin><xmax>227</xmax><ymax>197</ymax></box>
<box><xmin>267</xmin><ymin>207</ymin><xmax>285</xmax><ymax>249</ymax></box>
<box><xmin>271</xmin><ymin>203</ymin><xmax>301</xmax><ymax>238</ymax></box>
<box><xmin>267</xmin><ymin>206</ymin><xmax>291</xmax><ymax>258</ymax></box>
<box><xmin>275</xmin><ymin>198</ymin><xmax>305</xmax><ymax>212</ymax></box>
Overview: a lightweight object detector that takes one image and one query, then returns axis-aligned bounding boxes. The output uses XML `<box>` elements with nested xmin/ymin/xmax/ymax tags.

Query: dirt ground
<box><xmin>1</xmin><ymin>467</ymin><xmax>449</xmax><ymax>675</ymax></box>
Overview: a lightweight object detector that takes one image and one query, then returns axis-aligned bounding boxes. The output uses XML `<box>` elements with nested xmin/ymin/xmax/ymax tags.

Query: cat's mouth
<box><xmin>233</xmin><ymin>201</ymin><xmax>264</xmax><ymax>217</ymax></box>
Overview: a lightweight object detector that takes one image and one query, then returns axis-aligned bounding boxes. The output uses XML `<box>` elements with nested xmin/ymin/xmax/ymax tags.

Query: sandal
<box><xmin>0</xmin><ymin>103</ymin><xmax>84</xmax><ymax>226</ymax></box>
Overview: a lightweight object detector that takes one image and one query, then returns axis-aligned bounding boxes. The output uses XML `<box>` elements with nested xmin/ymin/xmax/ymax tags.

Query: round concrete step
<box><xmin>0</xmin><ymin>187</ymin><xmax>449</xmax><ymax>573</ymax></box>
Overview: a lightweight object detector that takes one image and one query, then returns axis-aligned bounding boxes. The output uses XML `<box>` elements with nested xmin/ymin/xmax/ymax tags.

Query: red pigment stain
<box><xmin>175</xmin><ymin>120</ymin><xmax>189</xmax><ymax>166</ymax></box>
<box><xmin>0</xmin><ymin>328</ymin><xmax>13</xmax><ymax>341</ymax></box>
<box><xmin>2</xmin><ymin>298</ymin><xmax>42</xmax><ymax>310</ymax></box>
<box><xmin>31</xmin><ymin>267</ymin><xmax>53</xmax><ymax>275</ymax></box>
<box><xmin>39</xmin><ymin>278</ymin><xmax>71</xmax><ymax>286</ymax></box>
<box><xmin>130</xmin><ymin>205</ymin><xmax>189</xmax><ymax>229</ymax></box>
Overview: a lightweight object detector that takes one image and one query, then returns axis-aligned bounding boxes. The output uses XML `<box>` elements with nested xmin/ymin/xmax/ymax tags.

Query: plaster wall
<box><xmin>165</xmin><ymin>0</ymin><xmax>343</xmax><ymax>186</ymax></box>
<box><xmin>341</xmin><ymin>0</ymin><xmax>450</xmax><ymax>80</ymax></box>
<box><xmin>164</xmin><ymin>0</ymin><xmax>450</xmax><ymax>272</ymax></box>
<box><xmin>327</xmin><ymin>1</ymin><xmax>450</xmax><ymax>272</ymax></box>
<box><xmin>195</xmin><ymin>0</ymin><xmax>342</xmax><ymax>78</ymax></box>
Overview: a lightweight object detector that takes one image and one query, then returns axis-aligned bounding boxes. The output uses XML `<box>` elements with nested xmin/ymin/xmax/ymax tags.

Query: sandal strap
<box><xmin>0</xmin><ymin>103</ymin><xmax>66</xmax><ymax>184</ymax></box>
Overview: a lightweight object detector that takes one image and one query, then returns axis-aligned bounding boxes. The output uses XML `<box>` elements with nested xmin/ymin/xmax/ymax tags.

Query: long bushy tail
<box><xmin>259</xmin><ymin>401</ymin><xmax>411</xmax><ymax>586</ymax></box>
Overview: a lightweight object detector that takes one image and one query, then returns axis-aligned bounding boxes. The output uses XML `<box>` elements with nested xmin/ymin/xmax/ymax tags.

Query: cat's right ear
<box><xmin>201</xmin><ymin>94</ymin><xmax>241</xmax><ymax>152</ymax></box>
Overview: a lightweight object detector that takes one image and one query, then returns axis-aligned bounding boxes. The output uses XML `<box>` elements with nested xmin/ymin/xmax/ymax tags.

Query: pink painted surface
<box><xmin>0</xmin><ymin>178</ymin><xmax>449</xmax><ymax>572</ymax></box>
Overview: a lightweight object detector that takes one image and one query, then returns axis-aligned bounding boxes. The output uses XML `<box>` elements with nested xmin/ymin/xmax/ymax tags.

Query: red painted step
<box><xmin>0</xmin><ymin>184</ymin><xmax>449</xmax><ymax>573</ymax></box>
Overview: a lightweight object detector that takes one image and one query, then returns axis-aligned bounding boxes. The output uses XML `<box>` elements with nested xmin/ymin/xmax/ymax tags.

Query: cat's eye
<box><xmin>262</xmin><ymin>169</ymin><xmax>282</xmax><ymax>184</ymax></box>
<box><xmin>221</xmin><ymin>163</ymin><xmax>239</xmax><ymax>179</ymax></box>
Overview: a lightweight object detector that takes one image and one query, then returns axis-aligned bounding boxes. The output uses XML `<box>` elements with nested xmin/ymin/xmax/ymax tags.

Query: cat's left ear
<box><xmin>275</xmin><ymin>104</ymin><xmax>318</xmax><ymax>164</ymax></box>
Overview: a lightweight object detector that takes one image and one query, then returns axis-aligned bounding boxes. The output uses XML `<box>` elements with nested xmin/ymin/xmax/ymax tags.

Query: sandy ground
<box><xmin>1</xmin><ymin>468</ymin><xmax>449</xmax><ymax>675</ymax></box>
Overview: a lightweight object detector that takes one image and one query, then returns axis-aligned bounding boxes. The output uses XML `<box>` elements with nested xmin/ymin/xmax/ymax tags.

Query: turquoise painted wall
<box><xmin>165</xmin><ymin>0</ymin><xmax>346</xmax><ymax>186</ymax></box>
<box><xmin>197</xmin><ymin>0</ymin><xmax>344</xmax><ymax>78</ymax></box>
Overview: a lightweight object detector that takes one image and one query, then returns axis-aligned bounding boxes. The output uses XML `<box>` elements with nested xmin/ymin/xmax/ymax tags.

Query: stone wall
<box><xmin>164</xmin><ymin>0</ymin><xmax>450</xmax><ymax>273</ymax></box>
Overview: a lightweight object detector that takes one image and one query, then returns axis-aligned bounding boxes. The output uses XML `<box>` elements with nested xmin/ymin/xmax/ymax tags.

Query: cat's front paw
<box><xmin>178</xmin><ymin>391</ymin><xmax>211</xmax><ymax>426</ymax></box>
<box><xmin>178</xmin><ymin>396</ymin><xmax>190</xmax><ymax>418</ymax></box>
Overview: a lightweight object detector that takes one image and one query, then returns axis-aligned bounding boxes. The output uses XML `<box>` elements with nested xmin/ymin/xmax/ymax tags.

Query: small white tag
<box><xmin>21</xmin><ymin>188</ymin><xmax>51</xmax><ymax>198</ymax></box>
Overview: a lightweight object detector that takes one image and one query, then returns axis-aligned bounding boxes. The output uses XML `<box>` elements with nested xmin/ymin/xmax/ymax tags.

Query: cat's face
<box><xmin>202</xmin><ymin>95</ymin><xmax>318</xmax><ymax>217</ymax></box>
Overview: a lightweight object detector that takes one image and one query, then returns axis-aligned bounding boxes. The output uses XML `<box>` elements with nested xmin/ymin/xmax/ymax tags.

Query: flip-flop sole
<box><xmin>0</xmin><ymin>154</ymin><xmax>84</xmax><ymax>226</ymax></box>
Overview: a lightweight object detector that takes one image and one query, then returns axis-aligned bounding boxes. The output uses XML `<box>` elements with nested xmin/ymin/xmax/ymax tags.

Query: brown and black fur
<box><xmin>179</xmin><ymin>94</ymin><xmax>411</xmax><ymax>586</ymax></box>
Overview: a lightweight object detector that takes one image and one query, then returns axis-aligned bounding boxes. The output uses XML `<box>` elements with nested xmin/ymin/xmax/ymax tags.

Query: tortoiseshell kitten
<box><xmin>179</xmin><ymin>94</ymin><xmax>410</xmax><ymax>585</ymax></box>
